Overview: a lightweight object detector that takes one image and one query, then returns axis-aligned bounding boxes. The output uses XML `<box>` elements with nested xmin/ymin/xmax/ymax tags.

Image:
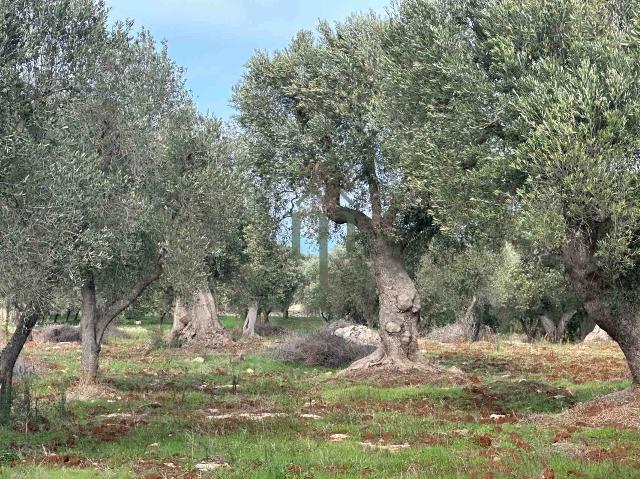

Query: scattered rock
<box><xmin>191</xmin><ymin>357</ymin><xmax>205</xmax><ymax>363</ymax></box>
<box><xmin>194</xmin><ymin>457</ymin><xmax>229</xmax><ymax>471</ymax></box>
<box><xmin>359</xmin><ymin>442</ymin><xmax>410</xmax><ymax>453</ymax></box>
<box><xmin>333</xmin><ymin>325</ymin><xmax>381</xmax><ymax>347</ymax></box>
<box><xmin>300</xmin><ymin>413</ymin><xmax>322</xmax><ymax>419</ymax></box>
<box><xmin>584</xmin><ymin>326</ymin><xmax>612</xmax><ymax>342</ymax></box>
<box><xmin>207</xmin><ymin>412</ymin><xmax>287</xmax><ymax>421</ymax></box>
<box><xmin>329</xmin><ymin>433</ymin><xmax>350</xmax><ymax>442</ymax></box>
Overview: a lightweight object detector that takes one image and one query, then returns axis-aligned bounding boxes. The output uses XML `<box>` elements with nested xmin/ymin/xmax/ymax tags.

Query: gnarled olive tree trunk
<box><xmin>172</xmin><ymin>288</ymin><xmax>227</xmax><ymax>344</ymax></box>
<box><xmin>564</xmin><ymin>229</ymin><xmax>640</xmax><ymax>385</ymax></box>
<box><xmin>0</xmin><ymin>308</ymin><xmax>40</xmax><ymax>423</ymax></box>
<box><xmin>344</xmin><ymin>240</ymin><xmax>423</xmax><ymax>371</ymax></box>
<box><xmin>242</xmin><ymin>302</ymin><xmax>259</xmax><ymax>337</ymax></box>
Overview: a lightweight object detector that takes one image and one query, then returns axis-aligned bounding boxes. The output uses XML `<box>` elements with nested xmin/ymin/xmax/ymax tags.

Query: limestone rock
<box><xmin>584</xmin><ymin>325</ymin><xmax>612</xmax><ymax>342</ymax></box>
<box><xmin>333</xmin><ymin>325</ymin><xmax>381</xmax><ymax>346</ymax></box>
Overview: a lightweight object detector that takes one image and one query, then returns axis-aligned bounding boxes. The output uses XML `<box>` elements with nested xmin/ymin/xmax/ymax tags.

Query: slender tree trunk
<box><xmin>1</xmin><ymin>303</ymin><xmax>8</xmax><ymax>339</ymax></box>
<box><xmin>172</xmin><ymin>288</ymin><xmax>226</xmax><ymax>344</ymax></box>
<box><xmin>0</xmin><ymin>309</ymin><xmax>40</xmax><ymax>423</ymax></box>
<box><xmin>282</xmin><ymin>306</ymin><xmax>289</xmax><ymax>321</ymax></box>
<box><xmin>564</xmin><ymin>229</ymin><xmax>640</xmax><ymax>385</ymax></box>
<box><xmin>80</xmin><ymin>277</ymin><xmax>100</xmax><ymax>384</ymax></box>
<box><xmin>243</xmin><ymin>302</ymin><xmax>259</xmax><ymax>336</ymax></box>
<box><xmin>344</xmin><ymin>240</ymin><xmax>424</xmax><ymax>371</ymax></box>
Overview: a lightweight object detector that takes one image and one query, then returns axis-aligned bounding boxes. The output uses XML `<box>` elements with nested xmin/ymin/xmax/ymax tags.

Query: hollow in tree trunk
<box><xmin>0</xmin><ymin>308</ymin><xmax>40</xmax><ymax>423</ymax></box>
<box><xmin>243</xmin><ymin>302</ymin><xmax>259</xmax><ymax>336</ymax></box>
<box><xmin>342</xmin><ymin>240</ymin><xmax>427</xmax><ymax>372</ymax></box>
<box><xmin>172</xmin><ymin>288</ymin><xmax>227</xmax><ymax>345</ymax></box>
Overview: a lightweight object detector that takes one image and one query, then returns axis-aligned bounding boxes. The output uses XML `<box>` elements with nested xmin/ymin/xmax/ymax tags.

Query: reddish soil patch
<box><xmin>90</xmin><ymin>415</ymin><xmax>148</xmax><ymax>442</ymax></box>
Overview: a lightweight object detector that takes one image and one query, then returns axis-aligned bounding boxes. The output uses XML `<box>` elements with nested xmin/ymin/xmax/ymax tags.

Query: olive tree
<box><xmin>385</xmin><ymin>0</ymin><xmax>640</xmax><ymax>383</ymax></box>
<box><xmin>300</xmin><ymin>236</ymin><xmax>379</xmax><ymax>327</ymax></box>
<box><xmin>233</xmin><ymin>15</ymin><xmax>436</xmax><ymax>373</ymax></box>
<box><xmin>478</xmin><ymin>0</ymin><xmax>640</xmax><ymax>381</ymax></box>
<box><xmin>0</xmin><ymin>0</ymin><xmax>110</xmax><ymax>417</ymax></box>
<box><xmin>221</xmin><ymin>211</ymin><xmax>303</xmax><ymax>337</ymax></box>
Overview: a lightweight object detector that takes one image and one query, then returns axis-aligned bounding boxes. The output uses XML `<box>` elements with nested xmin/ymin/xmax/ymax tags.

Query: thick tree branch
<box><xmin>323</xmin><ymin>180</ymin><xmax>375</xmax><ymax>235</ymax></box>
<box><xmin>96</xmin><ymin>254</ymin><xmax>163</xmax><ymax>342</ymax></box>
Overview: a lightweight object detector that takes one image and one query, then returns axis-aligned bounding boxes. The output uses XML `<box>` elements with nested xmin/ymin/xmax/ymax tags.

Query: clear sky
<box><xmin>105</xmin><ymin>0</ymin><xmax>389</xmax><ymax>120</ymax></box>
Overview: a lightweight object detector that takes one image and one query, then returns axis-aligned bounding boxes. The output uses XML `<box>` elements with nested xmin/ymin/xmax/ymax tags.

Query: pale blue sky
<box><xmin>106</xmin><ymin>0</ymin><xmax>389</xmax><ymax>119</ymax></box>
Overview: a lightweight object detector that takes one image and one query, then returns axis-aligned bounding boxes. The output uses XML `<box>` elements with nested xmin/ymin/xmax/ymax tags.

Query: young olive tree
<box><xmin>0</xmin><ymin>0</ymin><xmax>110</xmax><ymax>417</ymax></box>
<box><xmin>233</xmin><ymin>16</ymin><xmax>435</xmax><ymax>373</ymax></box>
<box><xmin>222</xmin><ymin>211</ymin><xmax>303</xmax><ymax>337</ymax></box>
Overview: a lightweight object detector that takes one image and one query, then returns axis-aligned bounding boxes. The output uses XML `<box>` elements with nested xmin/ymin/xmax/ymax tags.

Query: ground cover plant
<box><xmin>1</xmin><ymin>319</ymin><xmax>639</xmax><ymax>479</ymax></box>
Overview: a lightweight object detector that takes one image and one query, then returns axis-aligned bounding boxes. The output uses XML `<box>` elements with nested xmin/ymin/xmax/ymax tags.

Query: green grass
<box><xmin>1</xmin><ymin>321</ymin><xmax>639</xmax><ymax>478</ymax></box>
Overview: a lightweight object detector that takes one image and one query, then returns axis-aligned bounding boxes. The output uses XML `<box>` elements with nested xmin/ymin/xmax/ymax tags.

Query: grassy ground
<box><xmin>1</xmin><ymin>318</ymin><xmax>638</xmax><ymax>478</ymax></box>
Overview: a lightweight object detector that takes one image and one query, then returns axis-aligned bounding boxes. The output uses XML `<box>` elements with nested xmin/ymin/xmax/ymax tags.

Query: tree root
<box><xmin>176</xmin><ymin>329</ymin><xmax>230</xmax><ymax>348</ymax></box>
<box><xmin>337</xmin><ymin>347</ymin><xmax>463</xmax><ymax>386</ymax></box>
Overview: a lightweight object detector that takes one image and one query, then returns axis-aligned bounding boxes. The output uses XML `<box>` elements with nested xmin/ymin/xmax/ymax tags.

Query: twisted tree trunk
<box><xmin>343</xmin><ymin>240</ymin><xmax>425</xmax><ymax>372</ymax></box>
<box><xmin>564</xmin><ymin>228</ymin><xmax>640</xmax><ymax>385</ymax></box>
<box><xmin>172</xmin><ymin>288</ymin><xmax>227</xmax><ymax>344</ymax></box>
<box><xmin>0</xmin><ymin>308</ymin><xmax>40</xmax><ymax>423</ymax></box>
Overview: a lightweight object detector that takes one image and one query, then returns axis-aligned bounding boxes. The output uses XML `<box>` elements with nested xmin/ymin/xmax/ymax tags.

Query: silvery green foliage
<box><xmin>479</xmin><ymin>0</ymin><xmax>640</xmax><ymax>286</ymax></box>
<box><xmin>381</xmin><ymin>0</ymin><xmax>516</xmax><ymax>244</ymax></box>
<box><xmin>233</xmin><ymin>14</ymin><xmax>418</xmax><ymax>240</ymax></box>
<box><xmin>222</xmin><ymin>207</ymin><xmax>303</xmax><ymax>314</ymax></box>
<box><xmin>0</xmin><ymin>0</ymin><xmax>110</xmax><ymax>308</ymax></box>
<box><xmin>0</xmin><ymin>0</ymin><xmax>245</xmax><ymax>313</ymax></box>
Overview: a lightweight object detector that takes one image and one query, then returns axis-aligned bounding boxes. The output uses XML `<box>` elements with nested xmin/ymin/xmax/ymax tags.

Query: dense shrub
<box><xmin>255</xmin><ymin>323</ymin><xmax>286</xmax><ymax>337</ymax></box>
<box><xmin>33</xmin><ymin>324</ymin><xmax>129</xmax><ymax>344</ymax></box>
<box><xmin>274</xmin><ymin>328</ymin><xmax>375</xmax><ymax>368</ymax></box>
<box><xmin>33</xmin><ymin>325</ymin><xmax>80</xmax><ymax>343</ymax></box>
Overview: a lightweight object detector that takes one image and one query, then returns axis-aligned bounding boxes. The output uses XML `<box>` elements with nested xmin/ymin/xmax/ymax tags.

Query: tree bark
<box><xmin>461</xmin><ymin>295</ymin><xmax>481</xmax><ymax>341</ymax></box>
<box><xmin>541</xmin><ymin>310</ymin><xmax>576</xmax><ymax>343</ymax></box>
<box><xmin>343</xmin><ymin>240</ymin><xmax>424</xmax><ymax>371</ymax></box>
<box><xmin>80</xmin><ymin>276</ymin><xmax>100</xmax><ymax>384</ymax></box>
<box><xmin>243</xmin><ymin>301</ymin><xmax>259</xmax><ymax>336</ymax></box>
<box><xmin>0</xmin><ymin>308</ymin><xmax>40</xmax><ymax>423</ymax></box>
<box><xmin>564</xmin><ymin>228</ymin><xmax>640</xmax><ymax>385</ymax></box>
<box><xmin>282</xmin><ymin>306</ymin><xmax>289</xmax><ymax>321</ymax></box>
<box><xmin>172</xmin><ymin>288</ymin><xmax>226</xmax><ymax>344</ymax></box>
